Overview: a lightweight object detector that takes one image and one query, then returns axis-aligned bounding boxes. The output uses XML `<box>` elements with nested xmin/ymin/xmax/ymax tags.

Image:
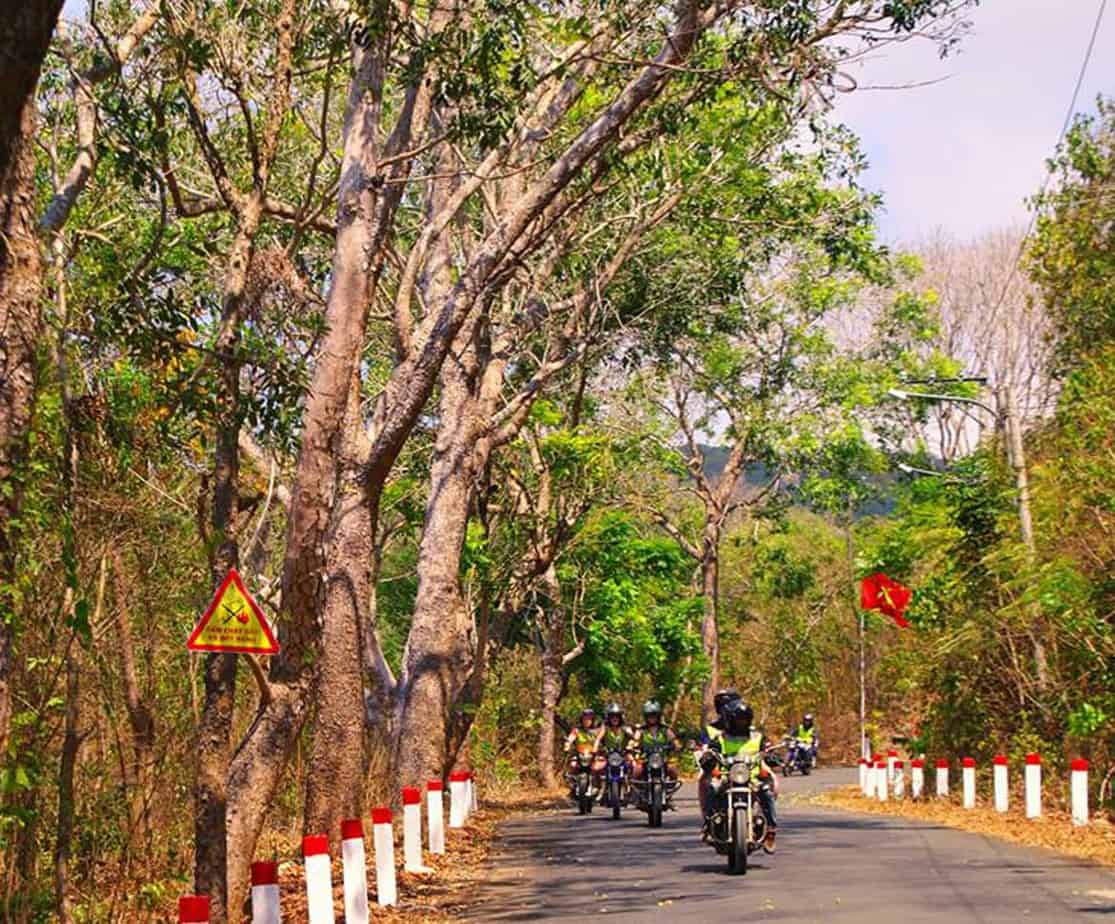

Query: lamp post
<box><xmin>888</xmin><ymin>383</ymin><xmax>1048</xmax><ymax>686</ymax></box>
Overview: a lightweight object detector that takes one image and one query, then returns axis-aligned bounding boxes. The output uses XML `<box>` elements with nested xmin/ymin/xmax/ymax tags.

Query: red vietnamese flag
<box><xmin>860</xmin><ymin>572</ymin><xmax>912</xmax><ymax>628</ymax></box>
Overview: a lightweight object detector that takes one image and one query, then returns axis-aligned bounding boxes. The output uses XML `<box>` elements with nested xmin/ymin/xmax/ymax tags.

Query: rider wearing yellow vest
<box><xmin>632</xmin><ymin>700</ymin><xmax>679</xmax><ymax>781</ymax></box>
<box><xmin>711</xmin><ymin>700</ymin><xmax>778</xmax><ymax>852</ymax></box>
<box><xmin>698</xmin><ymin>688</ymin><xmax>741</xmax><ymax>817</ymax></box>
<box><xmin>593</xmin><ymin>702</ymin><xmax>634</xmax><ymax>786</ymax></box>
<box><xmin>564</xmin><ymin>707</ymin><xmax>598</xmax><ymax>772</ymax></box>
<box><xmin>792</xmin><ymin>713</ymin><xmax>818</xmax><ymax>764</ymax></box>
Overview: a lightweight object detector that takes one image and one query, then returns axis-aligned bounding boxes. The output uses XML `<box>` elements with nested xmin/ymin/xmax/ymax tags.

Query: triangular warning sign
<box><xmin>187</xmin><ymin>568</ymin><xmax>279</xmax><ymax>654</ymax></box>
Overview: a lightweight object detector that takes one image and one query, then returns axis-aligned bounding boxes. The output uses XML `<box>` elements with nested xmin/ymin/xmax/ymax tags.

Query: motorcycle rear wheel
<box><xmin>728</xmin><ymin>805</ymin><xmax>748</xmax><ymax>875</ymax></box>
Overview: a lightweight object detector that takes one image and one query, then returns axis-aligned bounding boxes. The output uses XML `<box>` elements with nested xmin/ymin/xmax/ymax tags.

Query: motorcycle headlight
<box><xmin>608</xmin><ymin>752</ymin><xmax>624</xmax><ymax>768</ymax></box>
<box><xmin>648</xmin><ymin>752</ymin><xmax>664</xmax><ymax>770</ymax></box>
<box><xmin>729</xmin><ymin>761</ymin><xmax>749</xmax><ymax>785</ymax></box>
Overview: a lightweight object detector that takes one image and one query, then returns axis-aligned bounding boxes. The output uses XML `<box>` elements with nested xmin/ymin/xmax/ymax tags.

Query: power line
<box><xmin>986</xmin><ymin>0</ymin><xmax>1108</xmax><ymax>325</ymax></box>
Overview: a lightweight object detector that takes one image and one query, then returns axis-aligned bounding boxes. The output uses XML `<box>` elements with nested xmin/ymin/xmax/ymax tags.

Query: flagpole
<box><xmin>845</xmin><ymin>508</ymin><xmax>867</xmax><ymax>761</ymax></box>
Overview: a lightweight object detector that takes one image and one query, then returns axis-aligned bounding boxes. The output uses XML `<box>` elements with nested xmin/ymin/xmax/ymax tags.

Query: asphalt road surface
<box><xmin>471</xmin><ymin>768</ymin><xmax>1115</xmax><ymax>922</ymax></box>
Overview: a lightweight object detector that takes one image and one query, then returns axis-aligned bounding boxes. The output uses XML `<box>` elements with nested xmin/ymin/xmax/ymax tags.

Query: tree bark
<box><xmin>0</xmin><ymin>0</ymin><xmax>64</xmax><ymax>757</ymax></box>
<box><xmin>700</xmin><ymin>523</ymin><xmax>721</xmax><ymax>719</ymax></box>
<box><xmin>537</xmin><ymin>563</ymin><xmax>564</xmax><ymax>789</ymax></box>
<box><xmin>394</xmin><ymin>364</ymin><xmax>482</xmax><ymax>785</ymax></box>
<box><xmin>53</xmin><ymin>634</ymin><xmax>79</xmax><ymax>924</ymax></box>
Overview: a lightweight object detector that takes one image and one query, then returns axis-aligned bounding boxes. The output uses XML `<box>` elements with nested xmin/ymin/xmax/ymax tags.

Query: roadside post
<box><xmin>935</xmin><ymin>759</ymin><xmax>949</xmax><ymax>798</ymax></box>
<box><xmin>179</xmin><ymin>896</ymin><xmax>209</xmax><ymax>923</ymax></box>
<box><xmin>962</xmin><ymin>757</ymin><xmax>976</xmax><ymax>809</ymax></box>
<box><xmin>402</xmin><ymin>786</ymin><xmax>430</xmax><ymax>872</ymax></box>
<box><xmin>371</xmin><ymin>808</ymin><xmax>397</xmax><ymax>907</ymax></box>
<box><xmin>250</xmin><ymin>861</ymin><xmax>281</xmax><ymax>924</ymax></box>
<box><xmin>911</xmin><ymin>759</ymin><xmax>924</xmax><ymax>799</ymax></box>
<box><xmin>893</xmin><ymin>760</ymin><xmax>905</xmax><ymax>799</ymax></box>
<box><xmin>341</xmin><ymin>819</ymin><xmax>369</xmax><ymax>924</ymax></box>
<box><xmin>993</xmin><ymin>755</ymin><xmax>1009</xmax><ymax>813</ymax></box>
<box><xmin>427</xmin><ymin>781</ymin><xmax>446</xmax><ymax>854</ymax></box>
<box><xmin>875</xmin><ymin>758</ymin><xmax>888</xmax><ymax>802</ymax></box>
<box><xmin>302</xmin><ymin>835</ymin><xmax>335</xmax><ymax>924</ymax></box>
<box><xmin>1024</xmin><ymin>753</ymin><xmax>1042</xmax><ymax>819</ymax></box>
<box><xmin>449</xmin><ymin>771</ymin><xmax>468</xmax><ymax>828</ymax></box>
<box><xmin>1071</xmin><ymin>759</ymin><xmax>1089</xmax><ymax>827</ymax></box>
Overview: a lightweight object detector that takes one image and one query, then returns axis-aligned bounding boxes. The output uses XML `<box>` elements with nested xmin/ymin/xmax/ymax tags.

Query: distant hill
<box><xmin>697</xmin><ymin>443</ymin><xmax>897</xmax><ymax>518</ymax></box>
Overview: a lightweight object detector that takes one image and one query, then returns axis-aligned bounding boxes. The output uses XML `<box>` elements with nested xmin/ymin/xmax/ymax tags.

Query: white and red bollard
<box><xmin>911</xmin><ymin>759</ymin><xmax>925</xmax><ymax>800</ymax></box>
<box><xmin>1071</xmin><ymin>759</ymin><xmax>1089</xmax><ymax>827</ymax></box>
<box><xmin>341</xmin><ymin>819</ymin><xmax>369</xmax><ymax>924</ymax></box>
<box><xmin>935</xmin><ymin>758</ymin><xmax>949</xmax><ymax>798</ymax></box>
<box><xmin>179</xmin><ymin>896</ymin><xmax>209</xmax><ymax>923</ymax></box>
<box><xmin>1025</xmin><ymin>753</ymin><xmax>1042</xmax><ymax>819</ymax></box>
<box><xmin>993</xmin><ymin>754</ymin><xmax>1009</xmax><ymax>813</ymax></box>
<box><xmin>302</xmin><ymin>834</ymin><xmax>335</xmax><ymax>924</ymax></box>
<box><xmin>962</xmin><ymin>757</ymin><xmax>976</xmax><ymax>809</ymax></box>
<box><xmin>371</xmin><ymin>807</ymin><xmax>397</xmax><ymax>907</ymax></box>
<box><xmin>858</xmin><ymin>758</ymin><xmax>868</xmax><ymax>795</ymax></box>
<box><xmin>887</xmin><ymin>749</ymin><xmax>898</xmax><ymax>785</ymax></box>
<box><xmin>402</xmin><ymin>786</ymin><xmax>431</xmax><ymax>873</ymax></box>
<box><xmin>893</xmin><ymin>760</ymin><xmax>905</xmax><ymax>799</ymax></box>
<box><xmin>250</xmin><ymin>861</ymin><xmax>281</xmax><ymax>924</ymax></box>
<box><xmin>449</xmin><ymin>771</ymin><xmax>469</xmax><ymax>828</ymax></box>
<box><xmin>427</xmin><ymin>780</ymin><xmax>446</xmax><ymax>854</ymax></box>
<box><xmin>875</xmin><ymin>759</ymin><xmax>888</xmax><ymax>802</ymax></box>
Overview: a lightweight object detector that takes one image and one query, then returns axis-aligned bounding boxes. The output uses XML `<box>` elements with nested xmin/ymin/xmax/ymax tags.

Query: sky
<box><xmin>833</xmin><ymin>0</ymin><xmax>1115</xmax><ymax>244</ymax></box>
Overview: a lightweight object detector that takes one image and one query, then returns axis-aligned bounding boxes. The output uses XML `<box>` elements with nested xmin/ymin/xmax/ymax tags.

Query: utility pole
<box><xmin>844</xmin><ymin>505</ymin><xmax>867</xmax><ymax>761</ymax></box>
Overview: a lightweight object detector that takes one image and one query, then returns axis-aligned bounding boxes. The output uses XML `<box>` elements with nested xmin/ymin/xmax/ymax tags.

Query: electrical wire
<box><xmin>986</xmin><ymin>0</ymin><xmax>1108</xmax><ymax>320</ymax></box>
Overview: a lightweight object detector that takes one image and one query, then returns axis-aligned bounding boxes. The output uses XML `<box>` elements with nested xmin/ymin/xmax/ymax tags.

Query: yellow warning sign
<box><xmin>186</xmin><ymin>568</ymin><xmax>279</xmax><ymax>654</ymax></box>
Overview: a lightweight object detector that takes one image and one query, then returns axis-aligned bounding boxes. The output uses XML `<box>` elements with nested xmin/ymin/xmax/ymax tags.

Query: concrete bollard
<box><xmin>911</xmin><ymin>759</ymin><xmax>924</xmax><ymax>800</ymax></box>
<box><xmin>887</xmin><ymin>749</ymin><xmax>898</xmax><ymax>785</ymax></box>
<box><xmin>427</xmin><ymin>781</ymin><xmax>446</xmax><ymax>854</ymax></box>
<box><xmin>893</xmin><ymin>760</ymin><xmax>905</xmax><ymax>799</ymax></box>
<box><xmin>1025</xmin><ymin>753</ymin><xmax>1042</xmax><ymax>819</ymax></box>
<box><xmin>875</xmin><ymin>759</ymin><xmax>888</xmax><ymax>802</ymax></box>
<box><xmin>371</xmin><ymin>808</ymin><xmax>397</xmax><ymax>907</ymax></box>
<box><xmin>935</xmin><ymin>759</ymin><xmax>949</xmax><ymax>798</ymax></box>
<box><xmin>962</xmin><ymin>757</ymin><xmax>976</xmax><ymax>809</ymax></box>
<box><xmin>302</xmin><ymin>835</ymin><xmax>335</xmax><ymax>924</ymax></box>
<box><xmin>402</xmin><ymin>787</ymin><xmax>430</xmax><ymax>873</ymax></box>
<box><xmin>179</xmin><ymin>896</ymin><xmax>209</xmax><ymax>923</ymax></box>
<box><xmin>341</xmin><ymin>819</ymin><xmax>369</xmax><ymax>924</ymax></box>
<box><xmin>449</xmin><ymin>771</ymin><xmax>468</xmax><ymax>829</ymax></box>
<box><xmin>250</xmin><ymin>861</ymin><xmax>281</xmax><ymax>924</ymax></box>
<box><xmin>993</xmin><ymin>754</ymin><xmax>1009</xmax><ymax>813</ymax></box>
<box><xmin>1071</xmin><ymin>759</ymin><xmax>1089</xmax><ymax>827</ymax></box>
<box><xmin>858</xmin><ymin>758</ymin><xmax>868</xmax><ymax>796</ymax></box>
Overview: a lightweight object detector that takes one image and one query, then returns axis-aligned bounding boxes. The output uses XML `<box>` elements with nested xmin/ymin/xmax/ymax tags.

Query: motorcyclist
<box><xmin>697</xmin><ymin>688</ymin><xmax>741</xmax><ymax>816</ymax></box>
<box><xmin>563</xmin><ymin>707</ymin><xmax>598</xmax><ymax>785</ymax></box>
<box><xmin>706</xmin><ymin>699</ymin><xmax>778</xmax><ymax>853</ymax></box>
<box><xmin>631</xmin><ymin>700</ymin><xmax>679</xmax><ymax>782</ymax></box>
<box><xmin>593</xmin><ymin>702</ymin><xmax>634</xmax><ymax>796</ymax></box>
<box><xmin>791</xmin><ymin>712</ymin><xmax>819</xmax><ymax>765</ymax></box>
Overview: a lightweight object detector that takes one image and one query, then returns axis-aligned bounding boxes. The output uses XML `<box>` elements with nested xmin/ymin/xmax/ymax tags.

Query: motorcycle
<box><xmin>631</xmin><ymin>744</ymin><xmax>681</xmax><ymax>828</ymax></box>
<box><xmin>702</xmin><ymin>750</ymin><xmax>773</xmax><ymax>875</ymax></box>
<box><xmin>782</xmin><ymin>736</ymin><xmax>813</xmax><ymax>776</ymax></box>
<box><xmin>599</xmin><ymin>749</ymin><xmax>630</xmax><ymax>820</ymax></box>
<box><xmin>567</xmin><ymin>745</ymin><xmax>596</xmax><ymax>814</ymax></box>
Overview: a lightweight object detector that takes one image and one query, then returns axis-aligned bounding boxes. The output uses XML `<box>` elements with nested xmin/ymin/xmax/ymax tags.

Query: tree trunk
<box><xmin>700</xmin><ymin>523</ymin><xmax>721</xmax><ymax>720</ymax></box>
<box><xmin>0</xmin><ymin>0</ymin><xmax>64</xmax><ymax>756</ymax></box>
<box><xmin>53</xmin><ymin>633</ymin><xmax>79</xmax><ymax>924</ymax></box>
<box><xmin>303</xmin><ymin>376</ymin><xmax>374</xmax><ymax>841</ymax></box>
<box><xmin>537</xmin><ymin>563</ymin><xmax>564</xmax><ymax>789</ymax></box>
<box><xmin>394</xmin><ymin>373</ymin><xmax>480</xmax><ymax>786</ymax></box>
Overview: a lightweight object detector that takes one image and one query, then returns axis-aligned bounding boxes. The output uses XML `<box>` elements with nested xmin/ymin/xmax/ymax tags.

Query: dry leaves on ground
<box><xmin>813</xmin><ymin>786</ymin><xmax>1115</xmax><ymax>868</ymax></box>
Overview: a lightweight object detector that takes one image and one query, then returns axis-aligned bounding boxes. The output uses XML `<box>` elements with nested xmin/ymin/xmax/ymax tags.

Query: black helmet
<box><xmin>642</xmin><ymin>700</ymin><xmax>662</xmax><ymax>721</ymax></box>
<box><xmin>724</xmin><ymin>700</ymin><xmax>753</xmax><ymax>737</ymax></box>
<box><xmin>803</xmin><ymin>713</ymin><xmax>814</xmax><ymax>729</ymax></box>
<box><xmin>604</xmin><ymin>702</ymin><xmax>624</xmax><ymax>723</ymax></box>
<box><xmin>714</xmin><ymin>688</ymin><xmax>741</xmax><ymax>714</ymax></box>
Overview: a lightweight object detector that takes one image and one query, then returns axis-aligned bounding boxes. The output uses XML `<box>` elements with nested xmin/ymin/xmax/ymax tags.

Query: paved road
<box><xmin>472</xmin><ymin>768</ymin><xmax>1115</xmax><ymax>922</ymax></box>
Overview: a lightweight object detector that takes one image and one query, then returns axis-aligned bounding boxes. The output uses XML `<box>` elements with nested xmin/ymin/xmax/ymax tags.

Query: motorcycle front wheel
<box><xmin>728</xmin><ymin>805</ymin><xmax>748</xmax><ymax>875</ymax></box>
<box><xmin>649</xmin><ymin>781</ymin><xmax>663</xmax><ymax>828</ymax></box>
<box><xmin>611</xmin><ymin>780</ymin><xmax>621</xmax><ymax>820</ymax></box>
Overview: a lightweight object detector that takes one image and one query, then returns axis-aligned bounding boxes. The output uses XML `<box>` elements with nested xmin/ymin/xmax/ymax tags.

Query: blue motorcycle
<box><xmin>600</xmin><ymin>749</ymin><xmax>630</xmax><ymax>820</ymax></box>
<box><xmin>782</xmin><ymin>736</ymin><xmax>813</xmax><ymax>776</ymax></box>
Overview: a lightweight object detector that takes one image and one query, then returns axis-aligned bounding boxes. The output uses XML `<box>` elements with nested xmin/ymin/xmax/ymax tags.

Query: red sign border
<box><xmin>186</xmin><ymin>568</ymin><xmax>280</xmax><ymax>655</ymax></box>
